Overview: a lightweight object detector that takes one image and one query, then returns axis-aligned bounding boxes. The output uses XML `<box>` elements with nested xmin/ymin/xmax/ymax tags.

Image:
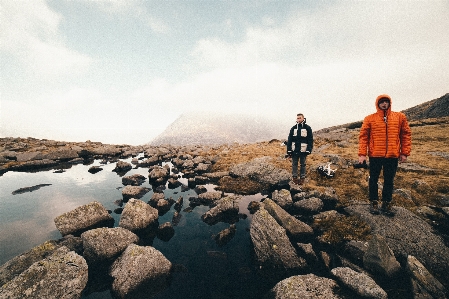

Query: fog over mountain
<box><xmin>150</xmin><ymin>93</ymin><xmax>449</xmax><ymax>146</ymax></box>
<box><xmin>149</xmin><ymin>112</ymin><xmax>291</xmax><ymax>146</ymax></box>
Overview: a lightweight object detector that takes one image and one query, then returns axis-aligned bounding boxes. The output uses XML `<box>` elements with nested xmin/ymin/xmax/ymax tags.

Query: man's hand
<box><xmin>399</xmin><ymin>154</ymin><xmax>407</xmax><ymax>163</ymax></box>
<box><xmin>358</xmin><ymin>155</ymin><xmax>366</xmax><ymax>164</ymax></box>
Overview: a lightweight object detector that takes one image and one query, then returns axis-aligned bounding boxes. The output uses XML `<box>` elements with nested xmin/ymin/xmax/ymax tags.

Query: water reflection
<box><xmin>0</xmin><ymin>157</ymin><xmax>269</xmax><ymax>299</ymax></box>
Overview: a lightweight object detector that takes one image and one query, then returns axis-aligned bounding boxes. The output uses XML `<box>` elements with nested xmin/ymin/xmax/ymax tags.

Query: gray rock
<box><xmin>201</xmin><ymin>195</ymin><xmax>240</xmax><ymax>225</ymax></box>
<box><xmin>363</xmin><ymin>234</ymin><xmax>401</xmax><ymax>277</ymax></box>
<box><xmin>250</xmin><ymin>207</ymin><xmax>307</xmax><ymax>277</ymax></box>
<box><xmin>122</xmin><ymin>174</ymin><xmax>146</xmax><ymax>186</ymax></box>
<box><xmin>122</xmin><ymin>185</ymin><xmax>150</xmax><ymax>201</ymax></box>
<box><xmin>214</xmin><ymin>224</ymin><xmax>236</xmax><ymax>246</ymax></box>
<box><xmin>119</xmin><ymin>199</ymin><xmax>159</xmax><ymax>235</ymax></box>
<box><xmin>0</xmin><ymin>246</ymin><xmax>88</xmax><ymax>299</ymax></box>
<box><xmin>263</xmin><ymin>198</ymin><xmax>313</xmax><ymax>240</ymax></box>
<box><xmin>198</xmin><ymin>191</ymin><xmax>222</xmax><ymax>204</ymax></box>
<box><xmin>406</xmin><ymin>255</ymin><xmax>447</xmax><ymax>299</ymax></box>
<box><xmin>148</xmin><ymin>165</ymin><xmax>170</xmax><ymax>183</ymax></box>
<box><xmin>331</xmin><ymin>267</ymin><xmax>387</xmax><ymax>299</ymax></box>
<box><xmin>110</xmin><ymin>244</ymin><xmax>172</xmax><ymax>299</ymax></box>
<box><xmin>90</xmin><ymin>145</ymin><xmax>123</xmax><ymax>156</ymax></box>
<box><xmin>15</xmin><ymin>151</ymin><xmax>43</xmax><ymax>162</ymax></box>
<box><xmin>54</xmin><ymin>201</ymin><xmax>114</xmax><ymax>236</ymax></box>
<box><xmin>0</xmin><ymin>240</ymin><xmax>60</xmax><ymax>286</ymax></box>
<box><xmin>149</xmin><ymin>192</ymin><xmax>165</xmax><ymax>207</ymax></box>
<box><xmin>267</xmin><ymin>274</ymin><xmax>342</xmax><ymax>299</ymax></box>
<box><xmin>293</xmin><ymin>197</ymin><xmax>324</xmax><ymax>214</ymax></box>
<box><xmin>113</xmin><ymin>160</ymin><xmax>132</xmax><ymax>174</ymax></box>
<box><xmin>296</xmin><ymin>243</ymin><xmax>318</xmax><ymax>265</ymax></box>
<box><xmin>202</xmin><ymin>171</ymin><xmax>229</xmax><ymax>182</ymax></box>
<box><xmin>156</xmin><ymin>222</ymin><xmax>175</xmax><ymax>242</ymax></box>
<box><xmin>271</xmin><ymin>189</ymin><xmax>293</xmax><ymax>210</ymax></box>
<box><xmin>81</xmin><ymin>227</ymin><xmax>139</xmax><ymax>264</ymax></box>
<box><xmin>229</xmin><ymin>157</ymin><xmax>291</xmax><ymax>188</ymax></box>
<box><xmin>346</xmin><ymin>204</ymin><xmax>449</xmax><ymax>286</ymax></box>
<box><xmin>43</xmin><ymin>149</ymin><xmax>79</xmax><ymax>161</ymax></box>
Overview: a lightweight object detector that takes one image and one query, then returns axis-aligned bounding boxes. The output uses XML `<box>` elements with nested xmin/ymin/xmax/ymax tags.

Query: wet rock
<box><xmin>148</xmin><ymin>165</ymin><xmax>170</xmax><ymax>184</ymax></box>
<box><xmin>331</xmin><ymin>267</ymin><xmax>387</xmax><ymax>299</ymax></box>
<box><xmin>0</xmin><ymin>246</ymin><xmax>88</xmax><ymax>299</ymax></box>
<box><xmin>11</xmin><ymin>159</ymin><xmax>58</xmax><ymax>171</ymax></box>
<box><xmin>81</xmin><ymin>227</ymin><xmax>139</xmax><ymax>264</ymax></box>
<box><xmin>173</xmin><ymin>196</ymin><xmax>183</xmax><ymax>212</ymax></box>
<box><xmin>247</xmin><ymin>200</ymin><xmax>261</xmax><ymax>214</ymax></box>
<box><xmin>250</xmin><ymin>207</ymin><xmax>307</xmax><ymax>279</ymax></box>
<box><xmin>201</xmin><ymin>195</ymin><xmax>240</xmax><ymax>225</ymax></box>
<box><xmin>156</xmin><ymin>198</ymin><xmax>173</xmax><ymax>215</ymax></box>
<box><xmin>88</xmin><ymin>166</ymin><xmax>103</xmax><ymax>174</ymax></box>
<box><xmin>267</xmin><ymin>274</ymin><xmax>342</xmax><ymax>299</ymax></box>
<box><xmin>122</xmin><ymin>173</ymin><xmax>146</xmax><ymax>186</ymax></box>
<box><xmin>0</xmin><ymin>240</ymin><xmax>59</xmax><ymax>286</ymax></box>
<box><xmin>167</xmin><ymin>178</ymin><xmax>182</xmax><ymax>189</ymax></box>
<box><xmin>157</xmin><ymin>222</ymin><xmax>175</xmax><ymax>242</ymax></box>
<box><xmin>263</xmin><ymin>198</ymin><xmax>313</xmax><ymax>240</ymax></box>
<box><xmin>110</xmin><ymin>244</ymin><xmax>172</xmax><ymax>299</ymax></box>
<box><xmin>113</xmin><ymin>160</ymin><xmax>132</xmax><ymax>174</ymax></box>
<box><xmin>119</xmin><ymin>199</ymin><xmax>159</xmax><ymax>237</ymax></box>
<box><xmin>198</xmin><ymin>191</ymin><xmax>222</xmax><ymax>205</ymax></box>
<box><xmin>214</xmin><ymin>224</ymin><xmax>236</xmax><ymax>246</ymax></box>
<box><xmin>11</xmin><ymin>183</ymin><xmax>52</xmax><ymax>195</ymax></box>
<box><xmin>149</xmin><ymin>192</ymin><xmax>165</xmax><ymax>208</ymax></box>
<box><xmin>122</xmin><ymin>185</ymin><xmax>150</xmax><ymax>201</ymax></box>
<box><xmin>54</xmin><ymin>201</ymin><xmax>114</xmax><ymax>236</ymax></box>
<box><xmin>172</xmin><ymin>211</ymin><xmax>182</xmax><ymax>226</ymax></box>
<box><xmin>406</xmin><ymin>255</ymin><xmax>447</xmax><ymax>299</ymax></box>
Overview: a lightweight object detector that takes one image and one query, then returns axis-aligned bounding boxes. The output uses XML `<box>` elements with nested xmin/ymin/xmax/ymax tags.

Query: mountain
<box><xmin>315</xmin><ymin>93</ymin><xmax>449</xmax><ymax>133</ymax></box>
<box><xmin>149</xmin><ymin>112</ymin><xmax>289</xmax><ymax>146</ymax></box>
<box><xmin>402</xmin><ymin>93</ymin><xmax>449</xmax><ymax>120</ymax></box>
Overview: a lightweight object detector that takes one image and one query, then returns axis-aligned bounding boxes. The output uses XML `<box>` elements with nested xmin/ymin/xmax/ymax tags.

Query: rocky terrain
<box><xmin>1</xmin><ymin>111</ymin><xmax>449</xmax><ymax>298</ymax></box>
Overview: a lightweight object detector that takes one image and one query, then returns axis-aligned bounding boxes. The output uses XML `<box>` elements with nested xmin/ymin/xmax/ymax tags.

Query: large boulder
<box><xmin>363</xmin><ymin>234</ymin><xmax>401</xmax><ymax>278</ymax></box>
<box><xmin>121</xmin><ymin>186</ymin><xmax>150</xmax><ymax>201</ymax></box>
<box><xmin>0</xmin><ymin>240</ymin><xmax>59</xmax><ymax>286</ymax></box>
<box><xmin>201</xmin><ymin>195</ymin><xmax>240</xmax><ymax>225</ymax></box>
<box><xmin>81</xmin><ymin>227</ymin><xmax>139</xmax><ymax>264</ymax></box>
<box><xmin>250</xmin><ymin>207</ymin><xmax>307</xmax><ymax>280</ymax></box>
<box><xmin>266</xmin><ymin>274</ymin><xmax>342</xmax><ymax>299</ymax></box>
<box><xmin>119</xmin><ymin>199</ymin><xmax>159</xmax><ymax>237</ymax></box>
<box><xmin>54</xmin><ymin>201</ymin><xmax>114</xmax><ymax>236</ymax></box>
<box><xmin>229</xmin><ymin>157</ymin><xmax>291</xmax><ymax>189</ymax></box>
<box><xmin>271</xmin><ymin>189</ymin><xmax>293</xmax><ymax>210</ymax></box>
<box><xmin>110</xmin><ymin>244</ymin><xmax>172</xmax><ymax>299</ymax></box>
<box><xmin>263</xmin><ymin>198</ymin><xmax>313</xmax><ymax>240</ymax></box>
<box><xmin>406</xmin><ymin>255</ymin><xmax>447</xmax><ymax>299</ymax></box>
<box><xmin>346</xmin><ymin>204</ymin><xmax>449</xmax><ymax>287</ymax></box>
<box><xmin>0</xmin><ymin>246</ymin><xmax>88</xmax><ymax>299</ymax></box>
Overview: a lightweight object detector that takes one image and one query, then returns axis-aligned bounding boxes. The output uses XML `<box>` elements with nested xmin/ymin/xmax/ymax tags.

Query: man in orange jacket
<box><xmin>358</xmin><ymin>94</ymin><xmax>412</xmax><ymax>215</ymax></box>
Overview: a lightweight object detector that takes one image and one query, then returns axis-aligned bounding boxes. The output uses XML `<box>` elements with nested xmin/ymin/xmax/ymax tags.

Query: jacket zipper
<box><xmin>384</xmin><ymin>111</ymin><xmax>388</xmax><ymax>156</ymax></box>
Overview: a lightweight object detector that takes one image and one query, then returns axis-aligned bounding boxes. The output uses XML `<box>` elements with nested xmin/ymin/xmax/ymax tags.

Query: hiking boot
<box><xmin>381</xmin><ymin>201</ymin><xmax>395</xmax><ymax>216</ymax></box>
<box><xmin>369</xmin><ymin>201</ymin><xmax>380</xmax><ymax>215</ymax></box>
<box><xmin>299</xmin><ymin>178</ymin><xmax>305</xmax><ymax>185</ymax></box>
<box><xmin>292</xmin><ymin>177</ymin><xmax>299</xmax><ymax>184</ymax></box>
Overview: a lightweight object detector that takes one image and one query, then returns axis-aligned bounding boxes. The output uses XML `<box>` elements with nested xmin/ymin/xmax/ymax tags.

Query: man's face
<box><xmin>296</xmin><ymin>115</ymin><xmax>304</xmax><ymax>123</ymax></box>
<box><xmin>378</xmin><ymin>98</ymin><xmax>390</xmax><ymax>110</ymax></box>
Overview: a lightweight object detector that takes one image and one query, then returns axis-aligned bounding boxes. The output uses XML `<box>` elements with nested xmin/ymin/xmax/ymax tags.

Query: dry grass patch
<box><xmin>314</xmin><ymin>215</ymin><xmax>372</xmax><ymax>245</ymax></box>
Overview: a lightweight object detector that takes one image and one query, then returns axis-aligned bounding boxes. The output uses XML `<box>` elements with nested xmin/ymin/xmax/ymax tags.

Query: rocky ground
<box><xmin>1</xmin><ymin>121</ymin><xmax>449</xmax><ymax>298</ymax></box>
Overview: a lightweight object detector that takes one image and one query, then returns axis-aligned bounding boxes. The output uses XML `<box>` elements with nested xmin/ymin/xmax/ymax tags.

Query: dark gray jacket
<box><xmin>287</xmin><ymin>120</ymin><xmax>313</xmax><ymax>155</ymax></box>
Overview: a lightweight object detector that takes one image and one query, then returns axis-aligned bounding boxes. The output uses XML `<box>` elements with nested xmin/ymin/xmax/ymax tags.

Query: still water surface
<box><xmin>0</xmin><ymin>157</ymin><xmax>270</xmax><ymax>298</ymax></box>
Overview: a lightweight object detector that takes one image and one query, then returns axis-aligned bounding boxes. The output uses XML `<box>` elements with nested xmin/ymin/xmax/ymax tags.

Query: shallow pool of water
<box><xmin>0</xmin><ymin>157</ymin><xmax>270</xmax><ymax>298</ymax></box>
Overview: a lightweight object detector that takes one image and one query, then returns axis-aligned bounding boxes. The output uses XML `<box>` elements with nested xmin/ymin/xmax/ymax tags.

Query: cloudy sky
<box><xmin>1</xmin><ymin>0</ymin><xmax>448</xmax><ymax>145</ymax></box>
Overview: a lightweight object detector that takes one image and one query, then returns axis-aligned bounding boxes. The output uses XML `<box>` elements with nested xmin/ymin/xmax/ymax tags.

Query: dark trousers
<box><xmin>369</xmin><ymin>157</ymin><xmax>398</xmax><ymax>203</ymax></box>
<box><xmin>292</xmin><ymin>153</ymin><xmax>307</xmax><ymax>178</ymax></box>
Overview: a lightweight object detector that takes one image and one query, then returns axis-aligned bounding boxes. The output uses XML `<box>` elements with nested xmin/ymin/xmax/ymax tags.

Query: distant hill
<box><xmin>149</xmin><ymin>112</ymin><xmax>288</xmax><ymax>146</ymax></box>
<box><xmin>316</xmin><ymin>93</ymin><xmax>449</xmax><ymax>133</ymax></box>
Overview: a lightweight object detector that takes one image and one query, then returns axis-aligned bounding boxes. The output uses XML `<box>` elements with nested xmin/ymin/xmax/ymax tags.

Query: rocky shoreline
<box><xmin>1</xmin><ymin>136</ymin><xmax>449</xmax><ymax>298</ymax></box>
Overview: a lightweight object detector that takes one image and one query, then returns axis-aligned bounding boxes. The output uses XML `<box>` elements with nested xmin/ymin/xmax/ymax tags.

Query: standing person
<box><xmin>358</xmin><ymin>94</ymin><xmax>412</xmax><ymax>216</ymax></box>
<box><xmin>287</xmin><ymin>113</ymin><xmax>313</xmax><ymax>185</ymax></box>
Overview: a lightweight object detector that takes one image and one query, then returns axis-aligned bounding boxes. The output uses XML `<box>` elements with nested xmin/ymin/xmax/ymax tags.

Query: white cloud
<box><xmin>0</xmin><ymin>0</ymin><xmax>92</xmax><ymax>77</ymax></box>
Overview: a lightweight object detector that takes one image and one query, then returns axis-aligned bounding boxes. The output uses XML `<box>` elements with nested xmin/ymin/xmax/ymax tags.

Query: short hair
<box><xmin>297</xmin><ymin>113</ymin><xmax>304</xmax><ymax>117</ymax></box>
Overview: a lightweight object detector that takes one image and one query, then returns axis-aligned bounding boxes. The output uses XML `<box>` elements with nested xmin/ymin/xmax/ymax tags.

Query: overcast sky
<box><xmin>1</xmin><ymin>0</ymin><xmax>448</xmax><ymax>145</ymax></box>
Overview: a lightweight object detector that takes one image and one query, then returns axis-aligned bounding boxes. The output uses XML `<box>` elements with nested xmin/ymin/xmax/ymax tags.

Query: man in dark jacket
<box><xmin>287</xmin><ymin>113</ymin><xmax>313</xmax><ymax>185</ymax></box>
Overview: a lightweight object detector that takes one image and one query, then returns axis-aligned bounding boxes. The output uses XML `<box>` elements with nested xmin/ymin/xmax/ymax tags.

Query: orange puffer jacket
<box><xmin>359</xmin><ymin>94</ymin><xmax>412</xmax><ymax>158</ymax></box>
